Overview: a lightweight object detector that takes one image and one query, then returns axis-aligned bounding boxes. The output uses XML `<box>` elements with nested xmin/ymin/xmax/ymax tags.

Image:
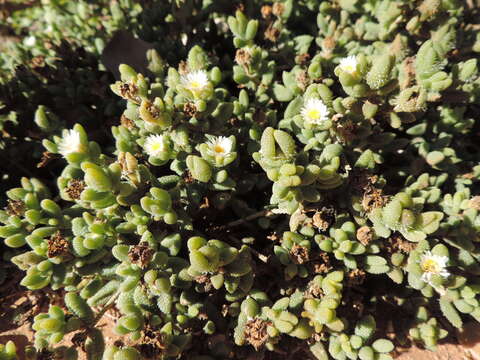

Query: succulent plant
<box><xmin>1</xmin><ymin>0</ymin><xmax>480</xmax><ymax>359</ymax></box>
<box><xmin>0</xmin><ymin>342</ymin><xmax>16</xmax><ymax>360</ymax></box>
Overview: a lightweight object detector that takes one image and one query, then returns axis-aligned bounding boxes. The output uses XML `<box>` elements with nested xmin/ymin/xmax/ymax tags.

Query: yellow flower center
<box><xmin>189</xmin><ymin>81</ymin><xmax>201</xmax><ymax>89</ymax></box>
<box><xmin>214</xmin><ymin>144</ymin><xmax>225</xmax><ymax>153</ymax></box>
<box><xmin>307</xmin><ymin>109</ymin><xmax>321</xmax><ymax>120</ymax></box>
<box><xmin>151</xmin><ymin>143</ymin><xmax>162</xmax><ymax>151</ymax></box>
<box><xmin>344</xmin><ymin>64</ymin><xmax>356</xmax><ymax>73</ymax></box>
<box><xmin>421</xmin><ymin>259</ymin><xmax>439</xmax><ymax>273</ymax></box>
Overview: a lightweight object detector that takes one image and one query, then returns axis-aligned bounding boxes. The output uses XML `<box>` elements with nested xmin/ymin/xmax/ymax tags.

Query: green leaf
<box><xmin>273</xmin><ymin>83</ymin><xmax>294</xmax><ymax>102</ymax></box>
<box><xmin>355</xmin><ymin>315</ymin><xmax>376</xmax><ymax>340</ymax></box>
<box><xmin>310</xmin><ymin>342</ymin><xmax>329</xmax><ymax>360</ymax></box>
<box><xmin>285</xmin><ymin>96</ymin><xmax>303</xmax><ymax>119</ymax></box>
<box><xmin>186</xmin><ymin>155</ymin><xmax>212</xmax><ymax>183</ymax></box>
<box><xmin>372</xmin><ymin>339</ymin><xmax>394</xmax><ymax>353</ymax></box>
<box><xmin>439</xmin><ymin>298</ymin><xmax>463</xmax><ymax>328</ymax></box>
<box><xmin>83</xmin><ymin>166</ymin><xmax>112</xmax><ymax>192</ymax></box>
<box><xmin>417</xmin><ymin>211</ymin><xmax>444</xmax><ymax>234</ymax></box>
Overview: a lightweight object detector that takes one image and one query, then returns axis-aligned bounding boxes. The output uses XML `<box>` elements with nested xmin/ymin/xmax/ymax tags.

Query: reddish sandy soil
<box><xmin>3</xmin><ymin>321</ymin><xmax>479</xmax><ymax>360</ymax></box>
<box><xmin>2</xmin><ymin>277</ymin><xmax>480</xmax><ymax>360</ymax></box>
<box><xmin>3</xmin><ymin>315</ymin><xmax>480</xmax><ymax>360</ymax></box>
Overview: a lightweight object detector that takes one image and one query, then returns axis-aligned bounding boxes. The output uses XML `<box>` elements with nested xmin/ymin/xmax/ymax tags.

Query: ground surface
<box><xmin>2</xmin><ymin>279</ymin><xmax>480</xmax><ymax>360</ymax></box>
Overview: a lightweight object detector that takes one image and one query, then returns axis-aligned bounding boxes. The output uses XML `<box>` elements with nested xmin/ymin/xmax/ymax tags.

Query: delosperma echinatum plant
<box><xmin>1</xmin><ymin>0</ymin><xmax>480</xmax><ymax>359</ymax></box>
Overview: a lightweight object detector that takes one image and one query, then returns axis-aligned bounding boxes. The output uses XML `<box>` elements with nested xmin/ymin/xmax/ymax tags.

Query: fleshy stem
<box><xmin>223</xmin><ymin>209</ymin><xmax>274</xmax><ymax>228</ymax></box>
<box><xmin>92</xmin><ymin>290</ymin><xmax>121</xmax><ymax>326</ymax></box>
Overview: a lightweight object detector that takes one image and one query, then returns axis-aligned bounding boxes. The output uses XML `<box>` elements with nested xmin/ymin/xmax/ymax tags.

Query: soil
<box><xmin>2</xmin><ymin>278</ymin><xmax>480</xmax><ymax>360</ymax></box>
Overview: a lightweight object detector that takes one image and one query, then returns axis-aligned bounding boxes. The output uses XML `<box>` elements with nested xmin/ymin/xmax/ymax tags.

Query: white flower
<box><xmin>58</xmin><ymin>129</ymin><xmax>82</xmax><ymax>156</ymax></box>
<box><xmin>301</xmin><ymin>98</ymin><xmax>329</xmax><ymax>125</ymax></box>
<box><xmin>206</xmin><ymin>136</ymin><xmax>233</xmax><ymax>157</ymax></box>
<box><xmin>420</xmin><ymin>251</ymin><xmax>449</xmax><ymax>284</ymax></box>
<box><xmin>24</xmin><ymin>36</ymin><xmax>36</xmax><ymax>47</ymax></box>
<box><xmin>181</xmin><ymin>70</ymin><xmax>210</xmax><ymax>93</ymax></box>
<box><xmin>144</xmin><ymin>134</ymin><xmax>166</xmax><ymax>157</ymax></box>
<box><xmin>339</xmin><ymin>55</ymin><xmax>358</xmax><ymax>75</ymax></box>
